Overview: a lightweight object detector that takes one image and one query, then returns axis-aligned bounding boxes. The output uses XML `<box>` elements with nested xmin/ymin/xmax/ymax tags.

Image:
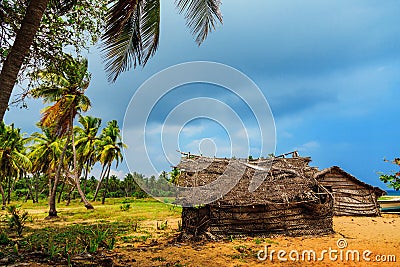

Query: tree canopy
<box><xmin>380</xmin><ymin>158</ymin><xmax>400</xmax><ymax>190</ymax></box>
<box><xmin>0</xmin><ymin>0</ymin><xmax>107</xmax><ymax>98</ymax></box>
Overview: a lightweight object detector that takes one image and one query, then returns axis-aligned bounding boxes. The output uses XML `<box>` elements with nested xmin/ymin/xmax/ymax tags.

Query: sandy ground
<box><xmin>107</xmin><ymin>214</ymin><xmax>400</xmax><ymax>267</ymax></box>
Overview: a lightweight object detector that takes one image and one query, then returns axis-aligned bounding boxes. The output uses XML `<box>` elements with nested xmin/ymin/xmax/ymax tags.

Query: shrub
<box><xmin>0</xmin><ymin>231</ymin><xmax>10</xmax><ymax>245</ymax></box>
<box><xmin>120</xmin><ymin>203</ymin><xmax>131</xmax><ymax>211</ymax></box>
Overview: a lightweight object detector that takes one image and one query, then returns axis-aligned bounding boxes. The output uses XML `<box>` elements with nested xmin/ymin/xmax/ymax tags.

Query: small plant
<box><xmin>157</xmin><ymin>220</ymin><xmax>168</xmax><ymax>230</ymax></box>
<box><xmin>6</xmin><ymin>205</ymin><xmax>29</xmax><ymax>237</ymax></box>
<box><xmin>108</xmin><ymin>236</ymin><xmax>116</xmax><ymax>250</ymax></box>
<box><xmin>132</xmin><ymin>221</ymin><xmax>139</xmax><ymax>232</ymax></box>
<box><xmin>47</xmin><ymin>236</ymin><xmax>61</xmax><ymax>259</ymax></box>
<box><xmin>0</xmin><ymin>231</ymin><xmax>10</xmax><ymax>245</ymax></box>
<box><xmin>151</xmin><ymin>256</ymin><xmax>166</xmax><ymax>262</ymax></box>
<box><xmin>254</xmin><ymin>238</ymin><xmax>263</xmax><ymax>244</ymax></box>
<box><xmin>120</xmin><ymin>203</ymin><xmax>131</xmax><ymax>211</ymax></box>
<box><xmin>121</xmin><ymin>198</ymin><xmax>133</xmax><ymax>204</ymax></box>
<box><xmin>86</xmin><ymin>225</ymin><xmax>112</xmax><ymax>253</ymax></box>
<box><xmin>230</xmin><ymin>254</ymin><xmax>242</xmax><ymax>259</ymax></box>
<box><xmin>177</xmin><ymin>220</ymin><xmax>182</xmax><ymax>232</ymax></box>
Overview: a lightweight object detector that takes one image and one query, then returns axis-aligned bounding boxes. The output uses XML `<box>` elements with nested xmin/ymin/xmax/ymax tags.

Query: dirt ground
<box><xmin>107</xmin><ymin>214</ymin><xmax>400</xmax><ymax>267</ymax></box>
<box><xmin>4</xmin><ymin>213</ymin><xmax>399</xmax><ymax>267</ymax></box>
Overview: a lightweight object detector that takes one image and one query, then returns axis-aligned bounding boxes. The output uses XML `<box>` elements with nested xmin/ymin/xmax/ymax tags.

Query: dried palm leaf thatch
<box><xmin>177</xmin><ymin>155</ymin><xmax>334</xmax><ymax>239</ymax></box>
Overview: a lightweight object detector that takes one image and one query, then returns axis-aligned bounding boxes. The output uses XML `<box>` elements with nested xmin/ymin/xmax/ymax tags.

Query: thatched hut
<box><xmin>176</xmin><ymin>155</ymin><xmax>334</xmax><ymax>239</ymax></box>
<box><xmin>314</xmin><ymin>166</ymin><xmax>386</xmax><ymax>216</ymax></box>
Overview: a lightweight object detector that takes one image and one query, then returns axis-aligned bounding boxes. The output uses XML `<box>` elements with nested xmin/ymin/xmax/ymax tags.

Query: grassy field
<box><xmin>5</xmin><ymin>197</ymin><xmax>181</xmax><ymax>223</ymax></box>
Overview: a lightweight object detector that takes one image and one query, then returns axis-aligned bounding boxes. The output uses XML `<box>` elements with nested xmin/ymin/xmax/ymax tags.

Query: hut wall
<box><xmin>318</xmin><ymin>171</ymin><xmax>381</xmax><ymax>216</ymax></box>
<box><xmin>182</xmin><ymin>202</ymin><xmax>333</xmax><ymax>238</ymax></box>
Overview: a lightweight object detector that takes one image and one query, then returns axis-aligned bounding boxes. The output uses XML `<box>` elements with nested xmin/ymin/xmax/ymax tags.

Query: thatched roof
<box><xmin>176</xmin><ymin>155</ymin><xmax>329</xmax><ymax>207</ymax></box>
<box><xmin>313</xmin><ymin>166</ymin><xmax>386</xmax><ymax>196</ymax></box>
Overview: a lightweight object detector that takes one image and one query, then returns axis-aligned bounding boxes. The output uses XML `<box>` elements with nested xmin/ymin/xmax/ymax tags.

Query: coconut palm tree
<box><xmin>75</xmin><ymin>115</ymin><xmax>102</xmax><ymax>194</ymax></box>
<box><xmin>30</xmin><ymin>54</ymin><xmax>94</xmax><ymax>217</ymax></box>
<box><xmin>28</xmin><ymin>128</ymin><xmax>65</xmax><ymax>204</ymax></box>
<box><xmin>0</xmin><ymin>122</ymin><xmax>31</xmax><ymax>208</ymax></box>
<box><xmin>92</xmin><ymin>120</ymin><xmax>126</xmax><ymax>204</ymax></box>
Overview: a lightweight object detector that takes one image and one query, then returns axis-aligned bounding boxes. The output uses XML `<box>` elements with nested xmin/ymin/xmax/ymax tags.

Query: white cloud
<box><xmin>89</xmin><ymin>165</ymin><xmax>126</xmax><ymax>180</ymax></box>
<box><xmin>295</xmin><ymin>141</ymin><xmax>320</xmax><ymax>153</ymax></box>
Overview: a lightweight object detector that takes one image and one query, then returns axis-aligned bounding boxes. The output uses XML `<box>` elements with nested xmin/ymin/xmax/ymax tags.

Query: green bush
<box><xmin>120</xmin><ymin>203</ymin><xmax>131</xmax><ymax>211</ymax></box>
<box><xmin>0</xmin><ymin>231</ymin><xmax>10</xmax><ymax>245</ymax></box>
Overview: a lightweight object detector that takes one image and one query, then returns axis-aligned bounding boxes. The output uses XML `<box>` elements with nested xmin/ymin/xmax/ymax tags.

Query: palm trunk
<box><xmin>26</xmin><ymin>176</ymin><xmax>35</xmax><ymax>203</ymax></box>
<box><xmin>66</xmin><ymin>185</ymin><xmax>76</xmax><ymax>206</ymax></box>
<box><xmin>71</xmin><ymin>115</ymin><xmax>94</xmax><ymax>210</ymax></box>
<box><xmin>34</xmin><ymin>173</ymin><xmax>39</xmax><ymax>203</ymax></box>
<box><xmin>83</xmin><ymin>158</ymin><xmax>91</xmax><ymax>195</ymax></box>
<box><xmin>7</xmin><ymin>176</ymin><xmax>11</xmax><ymax>204</ymax></box>
<box><xmin>0</xmin><ymin>183</ymin><xmax>6</xmax><ymax>209</ymax></box>
<box><xmin>24</xmin><ymin>190</ymin><xmax>30</xmax><ymax>202</ymax></box>
<box><xmin>92</xmin><ymin>164</ymin><xmax>106</xmax><ymax>201</ymax></box>
<box><xmin>57</xmin><ymin>182</ymin><xmax>65</xmax><ymax>203</ymax></box>
<box><xmin>0</xmin><ymin>0</ymin><xmax>49</xmax><ymax>121</ymax></box>
<box><xmin>80</xmin><ymin>157</ymin><xmax>91</xmax><ymax>202</ymax></box>
<box><xmin>47</xmin><ymin>134</ymin><xmax>70</xmax><ymax>218</ymax></box>
<box><xmin>101</xmin><ymin>163</ymin><xmax>111</xmax><ymax>204</ymax></box>
<box><xmin>48</xmin><ymin>174</ymin><xmax>52</xmax><ymax>200</ymax></box>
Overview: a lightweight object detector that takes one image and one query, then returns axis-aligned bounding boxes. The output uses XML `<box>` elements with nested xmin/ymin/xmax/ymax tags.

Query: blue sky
<box><xmin>4</xmin><ymin>0</ymin><xmax>400</xmax><ymax>188</ymax></box>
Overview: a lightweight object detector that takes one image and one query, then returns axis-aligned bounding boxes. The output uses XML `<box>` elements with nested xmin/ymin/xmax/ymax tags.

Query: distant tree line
<box><xmin>9</xmin><ymin>172</ymin><xmax>175</xmax><ymax>204</ymax></box>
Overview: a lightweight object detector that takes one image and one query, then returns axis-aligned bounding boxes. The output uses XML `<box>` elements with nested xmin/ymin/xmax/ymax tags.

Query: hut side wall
<box><xmin>182</xmin><ymin>202</ymin><xmax>333</xmax><ymax>238</ymax></box>
<box><xmin>318</xmin><ymin>170</ymin><xmax>381</xmax><ymax>216</ymax></box>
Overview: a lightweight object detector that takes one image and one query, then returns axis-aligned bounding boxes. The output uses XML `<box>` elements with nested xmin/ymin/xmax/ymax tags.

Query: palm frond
<box><xmin>141</xmin><ymin>0</ymin><xmax>160</xmax><ymax>65</ymax></box>
<box><xmin>101</xmin><ymin>0</ymin><xmax>143</xmax><ymax>82</ymax></box>
<box><xmin>175</xmin><ymin>0</ymin><xmax>223</xmax><ymax>45</ymax></box>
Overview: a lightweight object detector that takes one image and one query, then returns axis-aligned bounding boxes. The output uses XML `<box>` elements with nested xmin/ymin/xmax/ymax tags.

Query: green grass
<box><xmin>0</xmin><ymin>197</ymin><xmax>183</xmax><ymax>265</ymax></box>
<box><xmin>0</xmin><ymin>197</ymin><xmax>182</xmax><ymax>224</ymax></box>
<box><xmin>378</xmin><ymin>196</ymin><xmax>400</xmax><ymax>200</ymax></box>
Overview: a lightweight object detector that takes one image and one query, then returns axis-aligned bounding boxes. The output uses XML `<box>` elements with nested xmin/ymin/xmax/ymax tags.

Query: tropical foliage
<box><xmin>30</xmin><ymin>54</ymin><xmax>95</xmax><ymax>216</ymax></box>
<box><xmin>0</xmin><ymin>0</ymin><xmax>107</xmax><ymax>84</ymax></box>
<box><xmin>0</xmin><ymin>122</ymin><xmax>31</xmax><ymax>207</ymax></box>
<box><xmin>102</xmin><ymin>0</ymin><xmax>223</xmax><ymax>82</ymax></box>
<box><xmin>0</xmin><ymin>0</ymin><xmax>223</xmax><ymax>122</ymax></box>
<box><xmin>380</xmin><ymin>158</ymin><xmax>400</xmax><ymax>190</ymax></box>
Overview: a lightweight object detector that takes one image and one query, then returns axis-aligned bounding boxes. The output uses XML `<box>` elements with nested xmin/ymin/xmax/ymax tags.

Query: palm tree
<box><xmin>92</xmin><ymin>120</ymin><xmax>126</xmax><ymax>204</ymax></box>
<box><xmin>0</xmin><ymin>122</ymin><xmax>32</xmax><ymax>208</ymax></box>
<box><xmin>28</xmin><ymin>128</ymin><xmax>65</xmax><ymax>205</ymax></box>
<box><xmin>75</xmin><ymin>115</ymin><xmax>102</xmax><ymax>194</ymax></box>
<box><xmin>30</xmin><ymin>54</ymin><xmax>94</xmax><ymax>217</ymax></box>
